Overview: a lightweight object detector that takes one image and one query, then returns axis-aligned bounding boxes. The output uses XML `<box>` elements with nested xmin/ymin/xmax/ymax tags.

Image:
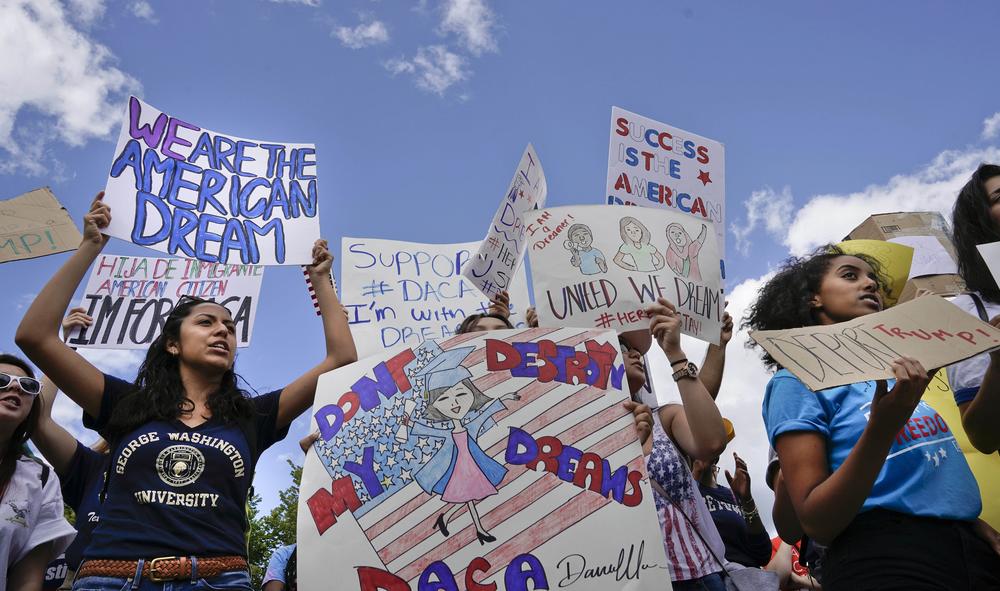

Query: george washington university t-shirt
<box><xmin>82</xmin><ymin>374</ymin><xmax>288</xmax><ymax>559</ymax></box>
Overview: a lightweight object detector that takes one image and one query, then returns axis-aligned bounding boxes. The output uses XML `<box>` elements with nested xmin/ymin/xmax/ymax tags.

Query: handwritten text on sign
<box><xmin>296</xmin><ymin>328</ymin><xmax>669</xmax><ymax>591</ymax></box>
<box><xmin>341</xmin><ymin>237</ymin><xmax>532</xmax><ymax>357</ymax></box>
<box><xmin>464</xmin><ymin>144</ymin><xmax>546</xmax><ymax>298</ymax></box>
<box><xmin>102</xmin><ymin>96</ymin><xmax>321</xmax><ymax>265</ymax></box>
<box><xmin>527</xmin><ymin>205</ymin><xmax>723</xmax><ymax>344</ymax></box>
<box><xmin>606</xmin><ymin>107</ymin><xmax>725</xmax><ymax>271</ymax></box>
<box><xmin>67</xmin><ymin>254</ymin><xmax>264</xmax><ymax>349</ymax></box>
<box><xmin>0</xmin><ymin>188</ymin><xmax>83</xmax><ymax>264</ymax></box>
<box><xmin>749</xmin><ymin>296</ymin><xmax>1000</xmax><ymax>391</ymax></box>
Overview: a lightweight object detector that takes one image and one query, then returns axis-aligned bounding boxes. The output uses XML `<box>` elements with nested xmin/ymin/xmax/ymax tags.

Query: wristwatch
<box><xmin>672</xmin><ymin>361</ymin><xmax>699</xmax><ymax>382</ymax></box>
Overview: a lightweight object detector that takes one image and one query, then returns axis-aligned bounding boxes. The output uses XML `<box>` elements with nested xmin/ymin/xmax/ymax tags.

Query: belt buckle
<box><xmin>148</xmin><ymin>556</ymin><xmax>180</xmax><ymax>582</ymax></box>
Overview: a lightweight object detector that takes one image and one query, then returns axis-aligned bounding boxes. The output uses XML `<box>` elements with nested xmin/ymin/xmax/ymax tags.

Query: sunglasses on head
<box><xmin>0</xmin><ymin>373</ymin><xmax>41</xmax><ymax>396</ymax></box>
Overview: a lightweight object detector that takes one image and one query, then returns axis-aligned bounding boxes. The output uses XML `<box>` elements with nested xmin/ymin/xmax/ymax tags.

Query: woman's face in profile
<box><xmin>985</xmin><ymin>175</ymin><xmax>1000</xmax><ymax>229</ymax></box>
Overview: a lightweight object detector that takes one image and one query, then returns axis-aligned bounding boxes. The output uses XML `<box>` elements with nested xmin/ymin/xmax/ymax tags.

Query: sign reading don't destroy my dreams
<box><xmin>66</xmin><ymin>254</ymin><xmax>264</xmax><ymax>349</ymax></box>
<box><xmin>102</xmin><ymin>97</ymin><xmax>321</xmax><ymax>265</ymax></box>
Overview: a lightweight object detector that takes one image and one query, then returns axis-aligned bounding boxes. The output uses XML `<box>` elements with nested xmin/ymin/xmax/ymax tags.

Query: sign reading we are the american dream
<box><xmin>463</xmin><ymin>144</ymin><xmax>546</xmax><ymax>298</ymax></box>
<box><xmin>297</xmin><ymin>328</ymin><xmax>669</xmax><ymax>591</ymax></box>
<box><xmin>749</xmin><ymin>296</ymin><xmax>1000</xmax><ymax>391</ymax></box>
<box><xmin>66</xmin><ymin>254</ymin><xmax>263</xmax><ymax>349</ymax></box>
<box><xmin>342</xmin><ymin>238</ymin><xmax>531</xmax><ymax>358</ymax></box>
<box><xmin>606</xmin><ymin>107</ymin><xmax>725</xmax><ymax>275</ymax></box>
<box><xmin>102</xmin><ymin>97</ymin><xmax>320</xmax><ymax>266</ymax></box>
<box><xmin>527</xmin><ymin>205</ymin><xmax>724</xmax><ymax>344</ymax></box>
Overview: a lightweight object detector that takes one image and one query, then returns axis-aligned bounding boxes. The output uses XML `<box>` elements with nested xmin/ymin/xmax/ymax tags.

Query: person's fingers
<box><xmin>622</xmin><ymin>400</ymin><xmax>638</xmax><ymax>411</ymax></box>
<box><xmin>724</xmin><ymin>470</ymin><xmax>734</xmax><ymax>487</ymax></box>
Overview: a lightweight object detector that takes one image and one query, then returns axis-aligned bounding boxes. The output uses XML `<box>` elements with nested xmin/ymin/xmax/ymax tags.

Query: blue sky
<box><xmin>2</xmin><ymin>0</ymin><xmax>1000</xmax><ymax>530</ymax></box>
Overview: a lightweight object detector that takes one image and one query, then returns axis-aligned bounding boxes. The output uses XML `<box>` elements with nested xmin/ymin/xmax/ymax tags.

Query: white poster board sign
<box><xmin>891</xmin><ymin>235</ymin><xmax>958</xmax><ymax>277</ymax></box>
<box><xmin>66</xmin><ymin>254</ymin><xmax>264</xmax><ymax>349</ymax></box>
<box><xmin>297</xmin><ymin>328</ymin><xmax>670</xmax><ymax>591</ymax></box>
<box><xmin>103</xmin><ymin>96</ymin><xmax>321</xmax><ymax>265</ymax></box>
<box><xmin>606</xmin><ymin>107</ymin><xmax>725</xmax><ymax>275</ymax></box>
<box><xmin>342</xmin><ymin>238</ymin><xmax>532</xmax><ymax>357</ymax></box>
<box><xmin>464</xmin><ymin>144</ymin><xmax>547</xmax><ymax>298</ymax></box>
<box><xmin>527</xmin><ymin>205</ymin><xmax>724</xmax><ymax>344</ymax></box>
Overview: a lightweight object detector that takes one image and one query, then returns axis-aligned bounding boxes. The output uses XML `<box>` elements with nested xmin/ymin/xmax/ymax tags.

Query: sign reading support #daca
<box><xmin>297</xmin><ymin>328</ymin><xmax>669</xmax><ymax>591</ymax></box>
<box><xmin>66</xmin><ymin>254</ymin><xmax>264</xmax><ymax>349</ymax></box>
<box><xmin>606</xmin><ymin>107</ymin><xmax>725</xmax><ymax>275</ymax></box>
<box><xmin>527</xmin><ymin>205</ymin><xmax>724</xmax><ymax>345</ymax></box>
<box><xmin>102</xmin><ymin>97</ymin><xmax>321</xmax><ymax>266</ymax></box>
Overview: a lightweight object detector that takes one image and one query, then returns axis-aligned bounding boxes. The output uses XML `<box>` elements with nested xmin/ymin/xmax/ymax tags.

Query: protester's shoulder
<box><xmin>249</xmin><ymin>388</ymin><xmax>283</xmax><ymax>412</ymax></box>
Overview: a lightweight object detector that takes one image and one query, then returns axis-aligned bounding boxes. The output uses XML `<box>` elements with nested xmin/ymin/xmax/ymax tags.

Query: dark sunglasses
<box><xmin>0</xmin><ymin>373</ymin><xmax>42</xmax><ymax>396</ymax></box>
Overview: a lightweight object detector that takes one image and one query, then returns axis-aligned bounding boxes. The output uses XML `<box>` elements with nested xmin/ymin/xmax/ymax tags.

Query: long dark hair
<box><xmin>103</xmin><ymin>297</ymin><xmax>255</xmax><ymax>442</ymax></box>
<box><xmin>742</xmin><ymin>246</ymin><xmax>886</xmax><ymax>369</ymax></box>
<box><xmin>0</xmin><ymin>353</ymin><xmax>41</xmax><ymax>501</ymax></box>
<box><xmin>952</xmin><ymin>164</ymin><xmax>1000</xmax><ymax>303</ymax></box>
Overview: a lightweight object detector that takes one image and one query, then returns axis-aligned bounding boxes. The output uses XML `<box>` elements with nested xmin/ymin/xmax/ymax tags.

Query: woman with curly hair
<box><xmin>16</xmin><ymin>192</ymin><xmax>358</xmax><ymax>591</ymax></box>
<box><xmin>745</xmin><ymin>245</ymin><xmax>1000</xmax><ymax>590</ymax></box>
<box><xmin>948</xmin><ymin>163</ymin><xmax>1000</xmax><ymax>455</ymax></box>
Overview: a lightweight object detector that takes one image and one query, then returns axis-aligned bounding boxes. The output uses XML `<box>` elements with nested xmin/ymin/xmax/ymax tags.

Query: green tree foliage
<box><xmin>247</xmin><ymin>459</ymin><xmax>303</xmax><ymax>588</ymax></box>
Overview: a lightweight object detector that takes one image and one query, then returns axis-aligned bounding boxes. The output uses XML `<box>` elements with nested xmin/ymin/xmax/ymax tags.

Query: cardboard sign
<box><xmin>0</xmin><ymin>187</ymin><xmax>82</xmax><ymax>263</ymax></box>
<box><xmin>341</xmin><ymin>238</ymin><xmax>532</xmax><ymax>358</ymax></box>
<box><xmin>66</xmin><ymin>254</ymin><xmax>264</xmax><ymax>349</ymax></box>
<box><xmin>297</xmin><ymin>328</ymin><xmax>669</xmax><ymax>591</ymax></box>
<box><xmin>836</xmin><ymin>239</ymin><xmax>914</xmax><ymax>307</ymax></box>
<box><xmin>749</xmin><ymin>296</ymin><xmax>1000</xmax><ymax>391</ymax></box>
<box><xmin>464</xmin><ymin>145</ymin><xmax>547</xmax><ymax>298</ymax></box>
<box><xmin>526</xmin><ymin>205</ymin><xmax>724</xmax><ymax>344</ymax></box>
<box><xmin>606</xmin><ymin>107</ymin><xmax>725</xmax><ymax>269</ymax></box>
<box><xmin>102</xmin><ymin>97</ymin><xmax>321</xmax><ymax>265</ymax></box>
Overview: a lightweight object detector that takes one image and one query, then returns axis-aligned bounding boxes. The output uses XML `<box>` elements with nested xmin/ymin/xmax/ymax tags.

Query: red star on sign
<box><xmin>697</xmin><ymin>170</ymin><xmax>712</xmax><ymax>186</ymax></box>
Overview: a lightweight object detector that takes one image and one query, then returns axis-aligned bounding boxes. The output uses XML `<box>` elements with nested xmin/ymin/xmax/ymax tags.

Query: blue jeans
<box><xmin>672</xmin><ymin>572</ymin><xmax>728</xmax><ymax>591</ymax></box>
<box><xmin>72</xmin><ymin>564</ymin><xmax>251</xmax><ymax>591</ymax></box>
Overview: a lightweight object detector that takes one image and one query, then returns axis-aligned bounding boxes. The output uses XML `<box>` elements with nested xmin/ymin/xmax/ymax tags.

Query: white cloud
<box><xmin>269</xmin><ymin>0</ymin><xmax>321</xmax><ymax>6</ymax></box>
<box><xmin>439</xmin><ymin>0</ymin><xmax>497</xmax><ymax>56</ymax></box>
<box><xmin>78</xmin><ymin>348</ymin><xmax>144</xmax><ymax>378</ymax></box>
<box><xmin>128</xmin><ymin>0</ymin><xmax>157</xmax><ymax>23</ymax></box>
<box><xmin>784</xmin><ymin>146</ymin><xmax>1000</xmax><ymax>255</ymax></box>
<box><xmin>983</xmin><ymin>112</ymin><xmax>1000</xmax><ymax>140</ymax></box>
<box><xmin>0</xmin><ymin>0</ymin><xmax>138</xmax><ymax>175</ymax></box>
<box><xmin>384</xmin><ymin>45</ymin><xmax>467</xmax><ymax>95</ymax></box>
<box><xmin>730</xmin><ymin>186</ymin><xmax>794</xmax><ymax>256</ymax></box>
<box><xmin>66</xmin><ymin>0</ymin><xmax>105</xmax><ymax>24</ymax></box>
<box><xmin>333</xmin><ymin>17</ymin><xmax>389</xmax><ymax>49</ymax></box>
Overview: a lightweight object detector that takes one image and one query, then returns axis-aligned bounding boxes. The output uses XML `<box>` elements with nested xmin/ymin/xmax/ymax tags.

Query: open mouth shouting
<box><xmin>0</xmin><ymin>392</ymin><xmax>23</xmax><ymax>410</ymax></box>
<box><xmin>859</xmin><ymin>292</ymin><xmax>882</xmax><ymax>311</ymax></box>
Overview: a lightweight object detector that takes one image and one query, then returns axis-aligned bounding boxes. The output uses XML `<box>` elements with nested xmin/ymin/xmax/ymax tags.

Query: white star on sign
<box><xmin>400</xmin><ymin>468</ymin><xmax>412</xmax><ymax>481</ymax></box>
<box><xmin>386</xmin><ymin>455</ymin><xmax>397</xmax><ymax>468</ymax></box>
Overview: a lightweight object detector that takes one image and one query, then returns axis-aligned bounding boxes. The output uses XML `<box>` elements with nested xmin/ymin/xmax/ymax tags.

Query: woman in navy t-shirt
<box><xmin>744</xmin><ymin>246</ymin><xmax>1000</xmax><ymax>590</ymax></box>
<box><xmin>16</xmin><ymin>193</ymin><xmax>358</xmax><ymax>591</ymax></box>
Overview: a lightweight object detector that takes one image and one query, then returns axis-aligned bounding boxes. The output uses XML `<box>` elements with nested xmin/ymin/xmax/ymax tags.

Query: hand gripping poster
<box><xmin>297</xmin><ymin>328</ymin><xmax>671</xmax><ymax>591</ymax></box>
<box><xmin>527</xmin><ymin>205</ymin><xmax>724</xmax><ymax>344</ymax></box>
<box><xmin>102</xmin><ymin>96</ymin><xmax>321</xmax><ymax>265</ymax></box>
<box><xmin>606</xmin><ymin>107</ymin><xmax>725</xmax><ymax>276</ymax></box>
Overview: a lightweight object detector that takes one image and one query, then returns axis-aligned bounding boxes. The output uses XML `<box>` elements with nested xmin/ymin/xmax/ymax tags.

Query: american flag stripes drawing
<box><xmin>299</xmin><ymin>327</ymin><xmax>670</xmax><ymax>590</ymax></box>
<box><xmin>302</xmin><ymin>266</ymin><xmax>336</xmax><ymax>316</ymax></box>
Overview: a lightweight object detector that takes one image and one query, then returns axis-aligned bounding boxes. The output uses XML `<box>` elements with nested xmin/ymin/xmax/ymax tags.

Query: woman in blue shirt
<box><xmin>16</xmin><ymin>193</ymin><xmax>358</xmax><ymax>591</ymax></box>
<box><xmin>744</xmin><ymin>245</ymin><xmax>1000</xmax><ymax>590</ymax></box>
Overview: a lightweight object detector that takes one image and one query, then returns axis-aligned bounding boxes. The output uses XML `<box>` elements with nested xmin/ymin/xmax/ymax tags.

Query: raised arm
<box><xmin>960</xmin><ymin>321</ymin><xmax>1000</xmax><ymax>452</ymax></box>
<box><xmin>276</xmin><ymin>239</ymin><xmax>359</xmax><ymax>428</ymax></box>
<box><xmin>647</xmin><ymin>297</ymin><xmax>726</xmax><ymax>460</ymax></box>
<box><xmin>487</xmin><ymin>290</ymin><xmax>510</xmax><ymax>320</ymax></box>
<box><xmin>15</xmin><ymin>194</ymin><xmax>109</xmax><ymax>418</ymax></box>
<box><xmin>699</xmin><ymin>309</ymin><xmax>733</xmax><ymax>399</ymax></box>
<box><xmin>776</xmin><ymin>360</ymin><xmax>930</xmax><ymax>545</ymax></box>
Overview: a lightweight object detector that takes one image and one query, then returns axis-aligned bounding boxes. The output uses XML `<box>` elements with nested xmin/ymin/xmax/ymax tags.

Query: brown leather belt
<box><xmin>77</xmin><ymin>556</ymin><xmax>248</xmax><ymax>582</ymax></box>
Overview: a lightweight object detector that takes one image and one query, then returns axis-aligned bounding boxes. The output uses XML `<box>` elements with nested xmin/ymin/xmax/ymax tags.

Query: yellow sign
<box><xmin>837</xmin><ymin>239</ymin><xmax>914</xmax><ymax>307</ymax></box>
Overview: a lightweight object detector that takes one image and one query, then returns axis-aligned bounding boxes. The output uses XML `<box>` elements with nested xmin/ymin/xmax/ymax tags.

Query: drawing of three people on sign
<box><xmin>562</xmin><ymin>216</ymin><xmax>709</xmax><ymax>281</ymax></box>
<box><xmin>400</xmin><ymin>346</ymin><xmax>520</xmax><ymax>545</ymax></box>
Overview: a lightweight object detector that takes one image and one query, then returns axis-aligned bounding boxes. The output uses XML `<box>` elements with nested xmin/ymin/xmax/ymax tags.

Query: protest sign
<box><xmin>977</xmin><ymin>241</ymin><xmax>1000</xmax><ymax>289</ymax></box>
<box><xmin>297</xmin><ymin>328</ymin><xmax>669</xmax><ymax>591</ymax></box>
<box><xmin>526</xmin><ymin>205</ymin><xmax>724</xmax><ymax>344</ymax></box>
<box><xmin>66</xmin><ymin>254</ymin><xmax>264</xmax><ymax>349</ymax></box>
<box><xmin>342</xmin><ymin>238</ymin><xmax>532</xmax><ymax>357</ymax></box>
<box><xmin>0</xmin><ymin>187</ymin><xmax>82</xmax><ymax>263</ymax></box>
<box><xmin>749</xmin><ymin>296</ymin><xmax>1000</xmax><ymax>391</ymax></box>
<box><xmin>102</xmin><ymin>96</ymin><xmax>320</xmax><ymax>265</ymax></box>
<box><xmin>836</xmin><ymin>239</ymin><xmax>914</xmax><ymax>307</ymax></box>
<box><xmin>606</xmin><ymin>107</ymin><xmax>725</xmax><ymax>272</ymax></box>
<box><xmin>464</xmin><ymin>144</ymin><xmax>547</xmax><ymax>298</ymax></box>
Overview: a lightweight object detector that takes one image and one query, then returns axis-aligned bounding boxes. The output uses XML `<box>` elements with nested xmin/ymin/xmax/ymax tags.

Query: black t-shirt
<box><xmin>698</xmin><ymin>483</ymin><xmax>773</xmax><ymax>568</ymax></box>
<box><xmin>82</xmin><ymin>374</ymin><xmax>287</xmax><ymax>559</ymax></box>
<box><xmin>59</xmin><ymin>442</ymin><xmax>108</xmax><ymax>569</ymax></box>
